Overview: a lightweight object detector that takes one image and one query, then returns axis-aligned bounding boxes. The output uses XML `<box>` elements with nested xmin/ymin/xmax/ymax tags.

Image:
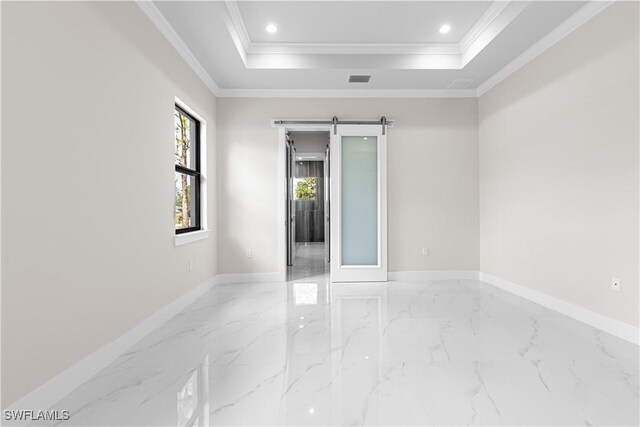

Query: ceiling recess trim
<box><xmin>225</xmin><ymin>1</ymin><xmax>510</xmax><ymax>56</ymax></box>
<box><xmin>459</xmin><ymin>1</ymin><xmax>511</xmax><ymax>52</ymax></box>
<box><xmin>224</xmin><ymin>0</ymin><xmax>530</xmax><ymax>70</ymax></box>
<box><xmin>215</xmin><ymin>89</ymin><xmax>478</xmax><ymax>98</ymax></box>
<box><xmin>245</xmin><ymin>42</ymin><xmax>461</xmax><ymax>56</ymax></box>
<box><xmin>137</xmin><ymin>0</ymin><xmax>613</xmax><ymax>98</ymax></box>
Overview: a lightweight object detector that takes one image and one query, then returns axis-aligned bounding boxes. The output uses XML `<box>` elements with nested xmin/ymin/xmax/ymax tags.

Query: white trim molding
<box><xmin>245</xmin><ymin>42</ymin><xmax>460</xmax><ymax>56</ymax></box>
<box><xmin>389</xmin><ymin>269</ymin><xmax>638</xmax><ymax>345</ymax></box>
<box><xmin>7</xmin><ymin>268</ymin><xmax>637</xmax><ymax>411</ymax></box>
<box><xmin>215</xmin><ymin>272</ymin><xmax>285</xmax><ymax>285</ymax></box>
<box><xmin>476</xmin><ymin>0</ymin><xmax>614</xmax><ymax>96</ymax></box>
<box><xmin>175</xmin><ymin>229</ymin><xmax>210</xmax><ymax>247</ymax></box>
<box><xmin>480</xmin><ymin>272</ymin><xmax>640</xmax><ymax>345</ymax></box>
<box><xmin>6</xmin><ymin>276</ymin><xmax>217</xmax><ymax>413</ymax></box>
<box><xmin>4</xmin><ymin>272</ymin><xmax>288</xmax><ymax>412</ymax></box>
<box><xmin>459</xmin><ymin>1</ymin><xmax>511</xmax><ymax>53</ymax></box>
<box><xmin>136</xmin><ymin>1</ymin><xmax>220</xmax><ymax>96</ymax></box>
<box><xmin>218</xmin><ymin>89</ymin><xmax>477</xmax><ymax>99</ymax></box>
<box><xmin>389</xmin><ymin>270</ymin><xmax>480</xmax><ymax>282</ymax></box>
<box><xmin>224</xmin><ymin>0</ymin><xmax>522</xmax><ymax>65</ymax></box>
<box><xmin>224</xmin><ymin>0</ymin><xmax>252</xmax><ymax>54</ymax></box>
<box><xmin>137</xmin><ymin>0</ymin><xmax>613</xmax><ymax>99</ymax></box>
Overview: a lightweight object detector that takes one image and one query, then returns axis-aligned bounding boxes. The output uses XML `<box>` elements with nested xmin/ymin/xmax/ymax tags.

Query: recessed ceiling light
<box><xmin>439</xmin><ymin>24</ymin><xmax>452</xmax><ymax>34</ymax></box>
<box><xmin>266</xmin><ymin>24</ymin><xmax>278</xmax><ymax>33</ymax></box>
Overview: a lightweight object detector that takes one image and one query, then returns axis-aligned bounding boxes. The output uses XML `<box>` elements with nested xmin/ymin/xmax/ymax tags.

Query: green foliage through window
<box><xmin>295</xmin><ymin>177</ymin><xmax>317</xmax><ymax>200</ymax></box>
<box><xmin>174</xmin><ymin>105</ymin><xmax>200</xmax><ymax>232</ymax></box>
<box><xmin>175</xmin><ymin>110</ymin><xmax>193</xmax><ymax>229</ymax></box>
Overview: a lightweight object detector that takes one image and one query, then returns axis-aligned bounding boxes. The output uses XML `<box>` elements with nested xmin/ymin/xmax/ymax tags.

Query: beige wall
<box><xmin>479</xmin><ymin>3</ymin><xmax>639</xmax><ymax>327</ymax></box>
<box><xmin>217</xmin><ymin>98</ymin><xmax>479</xmax><ymax>274</ymax></box>
<box><xmin>1</xmin><ymin>2</ymin><xmax>217</xmax><ymax>407</ymax></box>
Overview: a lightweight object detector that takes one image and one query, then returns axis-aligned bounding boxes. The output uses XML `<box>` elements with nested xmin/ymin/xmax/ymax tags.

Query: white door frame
<box><xmin>274</xmin><ymin>120</ymin><xmax>391</xmax><ymax>283</ymax></box>
<box><xmin>275</xmin><ymin>123</ymin><xmax>332</xmax><ymax>282</ymax></box>
<box><xmin>330</xmin><ymin>124</ymin><xmax>387</xmax><ymax>282</ymax></box>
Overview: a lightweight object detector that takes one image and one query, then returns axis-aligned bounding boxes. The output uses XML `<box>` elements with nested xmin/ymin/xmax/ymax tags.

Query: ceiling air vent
<box><xmin>348</xmin><ymin>75</ymin><xmax>371</xmax><ymax>83</ymax></box>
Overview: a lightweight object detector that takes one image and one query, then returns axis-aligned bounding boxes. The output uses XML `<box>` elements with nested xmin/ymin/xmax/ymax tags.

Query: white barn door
<box><xmin>330</xmin><ymin>125</ymin><xmax>387</xmax><ymax>282</ymax></box>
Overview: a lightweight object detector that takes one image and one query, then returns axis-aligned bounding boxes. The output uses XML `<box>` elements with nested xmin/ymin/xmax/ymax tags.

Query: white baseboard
<box><xmin>387</xmin><ymin>269</ymin><xmax>638</xmax><ymax>345</ymax></box>
<box><xmin>388</xmin><ymin>270</ymin><xmax>480</xmax><ymax>282</ymax></box>
<box><xmin>214</xmin><ymin>271</ymin><xmax>285</xmax><ymax>285</ymax></box>
<box><xmin>479</xmin><ymin>272</ymin><xmax>640</xmax><ymax>345</ymax></box>
<box><xmin>6</xmin><ymin>272</ymin><xmax>286</xmax><ymax>411</ymax></box>
<box><xmin>6</xmin><ymin>276</ymin><xmax>217</xmax><ymax>412</ymax></box>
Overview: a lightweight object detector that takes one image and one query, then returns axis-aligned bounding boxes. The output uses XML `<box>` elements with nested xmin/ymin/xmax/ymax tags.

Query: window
<box><xmin>175</xmin><ymin>105</ymin><xmax>201</xmax><ymax>234</ymax></box>
<box><xmin>294</xmin><ymin>177</ymin><xmax>317</xmax><ymax>200</ymax></box>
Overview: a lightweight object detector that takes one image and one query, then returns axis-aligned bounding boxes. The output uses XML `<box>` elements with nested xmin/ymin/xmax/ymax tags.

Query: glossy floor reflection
<box><xmin>39</xmin><ymin>274</ymin><xmax>638</xmax><ymax>426</ymax></box>
<box><xmin>287</xmin><ymin>242</ymin><xmax>329</xmax><ymax>281</ymax></box>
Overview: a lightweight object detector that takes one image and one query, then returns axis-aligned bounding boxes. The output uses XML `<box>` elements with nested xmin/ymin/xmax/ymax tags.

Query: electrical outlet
<box><xmin>246</xmin><ymin>249</ymin><xmax>252</xmax><ymax>258</ymax></box>
<box><xmin>611</xmin><ymin>277</ymin><xmax>621</xmax><ymax>292</ymax></box>
<box><xmin>421</xmin><ymin>247</ymin><xmax>429</xmax><ymax>256</ymax></box>
<box><xmin>189</xmin><ymin>260</ymin><xmax>195</xmax><ymax>272</ymax></box>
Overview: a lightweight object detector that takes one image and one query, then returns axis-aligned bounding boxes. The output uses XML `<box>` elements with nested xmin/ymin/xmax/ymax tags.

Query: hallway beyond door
<box><xmin>287</xmin><ymin>242</ymin><xmax>329</xmax><ymax>281</ymax></box>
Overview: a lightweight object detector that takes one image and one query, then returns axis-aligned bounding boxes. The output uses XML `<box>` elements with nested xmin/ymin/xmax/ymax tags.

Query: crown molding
<box><xmin>225</xmin><ymin>0</ymin><xmax>515</xmax><ymax>58</ymax></box>
<box><xmin>138</xmin><ymin>0</ymin><xmax>612</xmax><ymax>99</ymax></box>
<box><xmin>135</xmin><ymin>0</ymin><xmax>221</xmax><ymax>95</ymax></box>
<box><xmin>460</xmin><ymin>1</ymin><xmax>530</xmax><ymax>67</ymax></box>
<box><xmin>216</xmin><ymin>89</ymin><xmax>478</xmax><ymax>98</ymax></box>
<box><xmin>224</xmin><ymin>0</ymin><xmax>523</xmax><ymax>66</ymax></box>
<box><xmin>245</xmin><ymin>42</ymin><xmax>460</xmax><ymax>56</ymax></box>
<box><xmin>476</xmin><ymin>0</ymin><xmax>614</xmax><ymax>96</ymax></box>
<box><xmin>459</xmin><ymin>1</ymin><xmax>512</xmax><ymax>52</ymax></box>
<box><xmin>224</xmin><ymin>0</ymin><xmax>251</xmax><ymax>53</ymax></box>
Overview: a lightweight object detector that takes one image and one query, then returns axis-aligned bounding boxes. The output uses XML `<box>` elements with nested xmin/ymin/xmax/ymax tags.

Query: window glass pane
<box><xmin>175</xmin><ymin>172</ymin><xmax>198</xmax><ymax>230</ymax></box>
<box><xmin>341</xmin><ymin>136</ymin><xmax>378</xmax><ymax>266</ymax></box>
<box><xmin>294</xmin><ymin>177</ymin><xmax>317</xmax><ymax>200</ymax></box>
<box><xmin>175</xmin><ymin>109</ymin><xmax>197</xmax><ymax>170</ymax></box>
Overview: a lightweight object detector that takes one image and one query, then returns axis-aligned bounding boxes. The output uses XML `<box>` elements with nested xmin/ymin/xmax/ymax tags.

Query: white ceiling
<box><xmin>239</xmin><ymin>2</ymin><xmax>493</xmax><ymax>44</ymax></box>
<box><xmin>142</xmin><ymin>1</ymin><xmax>610</xmax><ymax>97</ymax></box>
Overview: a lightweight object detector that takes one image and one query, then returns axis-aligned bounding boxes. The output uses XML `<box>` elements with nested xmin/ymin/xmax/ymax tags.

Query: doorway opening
<box><xmin>276</xmin><ymin>117</ymin><xmax>390</xmax><ymax>283</ymax></box>
<box><xmin>286</xmin><ymin>131</ymin><xmax>331</xmax><ymax>281</ymax></box>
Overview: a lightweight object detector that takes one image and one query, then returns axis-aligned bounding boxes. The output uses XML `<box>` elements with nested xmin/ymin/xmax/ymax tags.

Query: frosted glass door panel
<box><xmin>341</xmin><ymin>136</ymin><xmax>378</xmax><ymax>266</ymax></box>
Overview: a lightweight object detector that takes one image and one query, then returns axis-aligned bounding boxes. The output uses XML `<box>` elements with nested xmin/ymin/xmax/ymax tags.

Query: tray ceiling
<box><xmin>140</xmin><ymin>1</ymin><xmax>609</xmax><ymax>97</ymax></box>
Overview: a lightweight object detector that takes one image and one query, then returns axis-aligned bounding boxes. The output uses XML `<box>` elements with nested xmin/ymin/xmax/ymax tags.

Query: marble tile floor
<box><xmin>27</xmin><ymin>270</ymin><xmax>639</xmax><ymax>426</ymax></box>
<box><xmin>287</xmin><ymin>242</ymin><xmax>329</xmax><ymax>282</ymax></box>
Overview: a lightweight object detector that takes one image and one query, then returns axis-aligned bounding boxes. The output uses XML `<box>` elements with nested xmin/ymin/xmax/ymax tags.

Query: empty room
<box><xmin>1</xmin><ymin>1</ymin><xmax>639</xmax><ymax>426</ymax></box>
